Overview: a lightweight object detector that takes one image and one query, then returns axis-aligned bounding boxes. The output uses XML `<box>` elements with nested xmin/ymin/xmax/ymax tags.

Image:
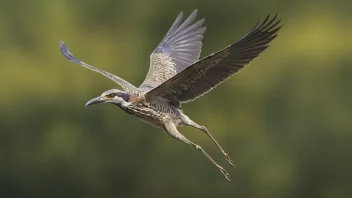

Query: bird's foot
<box><xmin>218</xmin><ymin>165</ymin><xmax>231</xmax><ymax>181</ymax></box>
<box><xmin>224</xmin><ymin>153</ymin><xmax>235</xmax><ymax>168</ymax></box>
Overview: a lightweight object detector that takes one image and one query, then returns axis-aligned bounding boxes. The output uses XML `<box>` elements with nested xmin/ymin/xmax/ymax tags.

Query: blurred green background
<box><xmin>1</xmin><ymin>0</ymin><xmax>351</xmax><ymax>197</ymax></box>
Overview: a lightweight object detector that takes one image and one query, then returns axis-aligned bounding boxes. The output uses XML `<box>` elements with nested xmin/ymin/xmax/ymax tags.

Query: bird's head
<box><xmin>85</xmin><ymin>89</ymin><xmax>130</xmax><ymax>107</ymax></box>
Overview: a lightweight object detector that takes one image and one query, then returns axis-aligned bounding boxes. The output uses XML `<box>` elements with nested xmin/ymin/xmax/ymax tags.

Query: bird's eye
<box><xmin>107</xmin><ymin>93</ymin><xmax>115</xmax><ymax>97</ymax></box>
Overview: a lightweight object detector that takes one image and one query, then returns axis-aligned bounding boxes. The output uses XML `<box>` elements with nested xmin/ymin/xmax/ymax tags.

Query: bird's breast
<box><xmin>123</xmin><ymin>101</ymin><xmax>179</xmax><ymax>128</ymax></box>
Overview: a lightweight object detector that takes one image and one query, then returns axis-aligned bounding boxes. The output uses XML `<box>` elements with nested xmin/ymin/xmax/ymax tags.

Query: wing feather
<box><xmin>140</xmin><ymin>9</ymin><xmax>206</xmax><ymax>89</ymax></box>
<box><xmin>145</xmin><ymin>15</ymin><xmax>282</xmax><ymax>106</ymax></box>
<box><xmin>59</xmin><ymin>41</ymin><xmax>137</xmax><ymax>94</ymax></box>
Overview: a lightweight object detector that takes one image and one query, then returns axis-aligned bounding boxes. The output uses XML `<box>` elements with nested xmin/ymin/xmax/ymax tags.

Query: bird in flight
<box><xmin>59</xmin><ymin>9</ymin><xmax>281</xmax><ymax>181</ymax></box>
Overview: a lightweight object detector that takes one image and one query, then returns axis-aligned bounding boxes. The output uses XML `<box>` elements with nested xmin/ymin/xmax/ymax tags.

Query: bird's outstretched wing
<box><xmin>145</xmin><ymin>15</ymin><xmax>282</xmax><ymax>106</ymax></box>
<box><xmin>59</xmin><ymin>41</ymin><xmax>137</xmax><ymax>94</ymax></box>
<box><xmin>139</xmin><ymin>9</ymin><xmax>206</xmax><ymax>90</ymax></box>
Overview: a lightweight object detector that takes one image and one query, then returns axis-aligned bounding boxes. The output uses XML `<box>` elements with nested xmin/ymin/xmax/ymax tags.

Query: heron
<box><xmin>59</xmin><ymin>9</ymin><xmax>281</xmax><ymax>181</ymax></box>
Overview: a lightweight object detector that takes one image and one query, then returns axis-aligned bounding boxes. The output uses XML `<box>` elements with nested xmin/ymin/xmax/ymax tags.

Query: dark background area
<box><xmin>1</xmin><ymin>0</ymin><xmax>351</xmax><ymax>197</ymax></box>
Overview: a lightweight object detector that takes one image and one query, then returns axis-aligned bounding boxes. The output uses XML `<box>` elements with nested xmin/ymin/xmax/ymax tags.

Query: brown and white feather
<box><xmin>140</xmin><ymin>9</ymin><xmax>206</xmax><ymax>90</ymax></box>
<box><xmin>144</xmin><ymin>15</ymin><xmax>282</xmax><ymax>105</ymax></box>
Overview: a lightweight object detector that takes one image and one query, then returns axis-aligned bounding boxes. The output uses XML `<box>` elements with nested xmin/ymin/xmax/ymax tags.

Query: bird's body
<box><xmin>124</xmin><ymin>95</ymin><xmax>182</xmax><ymax>128</ymax></box>
<box><xmin>107</xmin><ymin>93</ymin><xmax>187</xmax><ymax>130</ymax></box>
<box><xmin>59</xmin><ymin>9</ymin><xmax>282</xmax><ymax>181</ymax></box>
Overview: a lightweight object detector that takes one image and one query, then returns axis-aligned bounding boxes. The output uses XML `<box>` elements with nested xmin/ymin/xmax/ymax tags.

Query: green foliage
<box><xmin>0</xmin><ymin>0</ymin><xmax>351</xmax><ymax>197</ymax></box>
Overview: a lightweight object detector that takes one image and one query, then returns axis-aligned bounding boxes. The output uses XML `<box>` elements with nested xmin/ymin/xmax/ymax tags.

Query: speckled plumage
<box><xmin>141</xmin><ymin>53</ymin><xmax>177</xmax><ymax>88</ymax></box>
<box><xmin>59</xmin><ymin>10</ymin><xmax>282</xmax><ymax>181</ymax></box>
<box><xmin>124</xmin><ymin>99</ymin><xmax>181</xmax><ymax>128</ymax></box>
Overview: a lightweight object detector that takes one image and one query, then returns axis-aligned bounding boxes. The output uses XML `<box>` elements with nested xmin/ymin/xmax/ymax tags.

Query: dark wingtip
<box><xmin>260</xmin><ymin>15</ymin><xmax>270</xmax><ymax>27</ymax></box>
<box><xmin>252</xmin><ymin>19</ymin><xmax>260</xmax><ymax>30</ymax></box>
<box><xmin>59</xmin><ymin>41</ymin><xmax>81</xmax><ymax>64</ymax></box>
<box><xmin>249</xmin><ymin>14</ymin><xmax>282</xmax><ymax>36</ymax></box>
<box><xmin>254</xmin><ymin>14</ymin><xmax>283</xmax><ymax>36</ymax></box>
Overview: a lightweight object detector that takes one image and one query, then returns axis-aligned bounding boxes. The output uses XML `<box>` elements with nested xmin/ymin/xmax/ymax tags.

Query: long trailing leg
<box><xmin>180</xmin><ymin>114</ymin><xmax>235</xmax><ymax>167</ymax></box>
<box><xmin>163</xmin><ymin>118</ymin><xmax>231</xmax><ymax>181</ymax></box>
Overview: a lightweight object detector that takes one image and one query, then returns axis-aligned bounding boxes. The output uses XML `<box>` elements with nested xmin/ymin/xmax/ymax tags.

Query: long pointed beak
<box><xmin>85</xmin><ymin>96</ymin><xmax>105</xmax><ymax>107</ymax></box>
